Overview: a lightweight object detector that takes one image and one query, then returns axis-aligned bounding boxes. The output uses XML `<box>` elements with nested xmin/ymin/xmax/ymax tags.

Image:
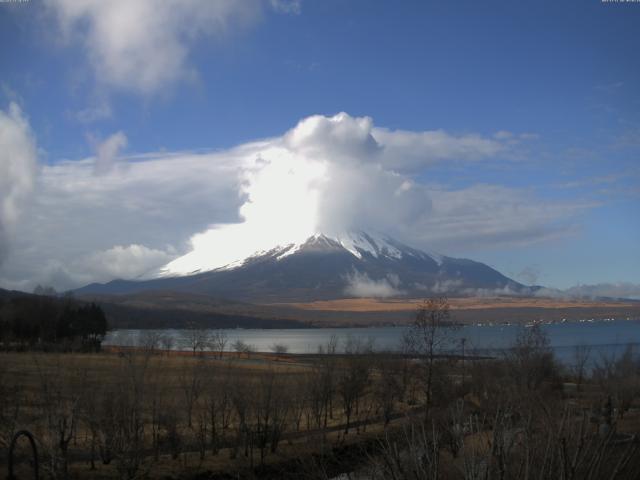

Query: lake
<box><xmin>104</xmin><ymin>319</ymin><xmax>640</xmax><ymax>366</ymax></box>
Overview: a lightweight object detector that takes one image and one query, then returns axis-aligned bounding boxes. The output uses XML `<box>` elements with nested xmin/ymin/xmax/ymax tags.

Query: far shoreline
<box><xmin>104</xmin><ymin>316</ymin><xmax>640</xmax><ymax>332</ymax></box>
<box><xmin>92</xmin><ymin>293</ymin><xmax>640</xmax><ymax>330</ymax></box>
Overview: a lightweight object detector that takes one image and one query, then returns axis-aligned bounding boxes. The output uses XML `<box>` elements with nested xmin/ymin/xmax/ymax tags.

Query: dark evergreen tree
<box><xmin>0</xmin><ymin>294</ymin><xmax>109</xmax><ymax>351</ymax></box>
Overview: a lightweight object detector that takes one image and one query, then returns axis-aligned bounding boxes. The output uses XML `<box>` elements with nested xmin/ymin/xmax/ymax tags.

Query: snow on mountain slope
<box><xmin>77</xmin><ymin>230</ymin><xmax>526</xmax><ymax>301</ymax></box>
<box><xmin>155</xmin><ymin>230</ymin><xmax>444</xmax><ymax>278</ymax></box>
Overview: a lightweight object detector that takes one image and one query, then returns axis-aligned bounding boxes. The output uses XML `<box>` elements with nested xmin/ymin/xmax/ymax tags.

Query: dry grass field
<box><xmin>3</xmin><ymin>321</ymin><xmax>640</xmax><ymax>479</ymax></box>
<box><xmin>264</xmin><ymin>296</ymin><xmax>640</xmax><ymax>327</ymax></box>
<box><xmin>271</xmin><ymin>296</ymin><xmax>640</xmax><ymax>312</ymax></box>
<box><xmin>0</xmin><ymin>348</ymin><xmax>424</xmax><ymax>479</ymax></box>
<box><xmin>88</xmin><ymin>291</ymin><xmax>640</xmax><ymax>328</ymax></box>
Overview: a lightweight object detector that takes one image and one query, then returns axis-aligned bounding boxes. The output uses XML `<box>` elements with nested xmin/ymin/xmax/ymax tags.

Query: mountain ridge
<box><xmin>76</xmin><ymin>230</ymin><xmax>527</xmax><ymax>302</ymax></box>
<box><xmin>154</xmin><ymin>231</ymin><xmax>445</xmax><ymax>278</ymax></box>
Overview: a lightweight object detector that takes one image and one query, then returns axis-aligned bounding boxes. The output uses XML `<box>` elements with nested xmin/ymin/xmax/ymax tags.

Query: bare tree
<box><xmin>232</xmin><ymin>339</ymin><xmax>253</xmax><ymax>358</ymax></box>
<box><xmin>194</xmin><ymin>396</ymin><xmax>209</xmax><ymax>462</ymax></box>
<box><xmin>112</xmin><ymin>352</ymin><xmax>151</xmax><ymax>480</ymax></box>
<box><xmin>506</xmin><ymin>323</ymin><xmax>560</xmax><ymax>393</ymax></box>
<box><xmin>95</xmin><ymin>384</ymin><xmax>118</xmax><ymax>465</ymax></box>
<box><xmin>203</xmin><ymin>362</ymin><xmax>234</xmax><ymax>455</ymax></box>
<box><xmin>374</xmin><ymin>421</ymin><xmax>441</xmax><ymax>479</ymax></box>
<box><xmin>570</xmin><ymin>344</ymin><xmax>592</xmax><ymax>392</ymax></box>
<box><xmin>403</xmin><ymin>297</ymin><xmax>457</xmax><ymax>415</ymax></box>
<box><xmin>316</xmin><ymin>335</ymin><xmax>339</xmax><ymax>427</ymax></box>
<box><xmin>138</xmin><ymin>330</ymin><xmax>162</xmax><ymax>354</ymax></box>
<box><xmin>270</xmin><ymin>342</ymin><xmax>289</xmax><ymax>359</ymax></box>
<box><xmin>160</xmin><ymin>334</ymin><xmax>174</xmax><ymax>354</ymax></box>
<box><xmin>180</xmin><ymin>326</ymin><xmax>212</xmax><ymax>356</ymax></box>
<box><xmin>288</xmin><ymin>375</ymin><xmax>308</xmax><ymax>432</ymax></box>
<box><xmin>79</xmin><ymin>379</ymin><xmax>101</xmax><ymax>470</ymax></box>
<box><xmin>144</xmin><ymin>356</ymin><xmax>168</xmax><ymax>463</ymax></box>
<box><xmin>0</xmin><ymin>361</ymin><xmax>21</xmax><ymax>452</ymax></box>
<box><xmin>593</xmin><ymin>344</ymin><xmax>640</xmax><ymax>420</ymax></box>
<box><xmin>373</xmin><ymin>355</ymin><xmax>402</xmax><ymax>426</ymax></box>
<box><xmin>158</xmin><ymin>410</ymin><xmax>182</xmax><ymax>460</ymax></box>
<box><xmin>337</xmin><ymin>336</ymin><xmax>372</xmax><ymax>434</ymax></box>
<box><xmin>179</xmin><ymin>358</ymin><xmax>206</xmax><ymax>428</ymax></box>
<box><xmin>34</xmin><ymin>356</ymin><xmax>87</xmax><ymax>480</ymax></box>
<box><xmin>252</xmin><ymin>369</ymin><xmax>290</xmax><ymax>463</ymax></box>
<box><xmin>229</xmin><ymin>371</ymin><xmax>250</xmax><ymax>460</ymax></box>
<box><xmin>516</xmin><ymin>405</ymin><xmax>640</xmax><ymax>480</ymax></box>
<box><xmin>211</xmin><ymin>330</ymin><xmax>228</xmax><ymax>359</ymax></box>
<box><xmin>318</xmin><ymin>334</ymin><xmax>339</xmax><ymax>356</ymax></box>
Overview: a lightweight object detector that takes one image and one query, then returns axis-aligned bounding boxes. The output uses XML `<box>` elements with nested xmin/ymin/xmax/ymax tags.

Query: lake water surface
<box><xmin>104</xmin><ymin>319</ymin><xmax>640</xmax><ymax>365</ymax></box>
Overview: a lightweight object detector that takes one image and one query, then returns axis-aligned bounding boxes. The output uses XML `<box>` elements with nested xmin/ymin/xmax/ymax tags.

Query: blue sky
<box><xmin>0</xmin><ymin>0</ymin><xmax>638</xmax><ymax>293</ymax></box>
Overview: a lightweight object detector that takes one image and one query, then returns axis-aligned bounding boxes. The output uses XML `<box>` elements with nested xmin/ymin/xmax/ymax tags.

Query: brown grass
<box><xmin>1</xmin><ymin>350</ymin><xmax>419</xmax><ymax>479</ymax></box>
<box><xmin>269</xmin><ymin>296</ymin><xmax>640</xmax><ymax>312</ymax></box>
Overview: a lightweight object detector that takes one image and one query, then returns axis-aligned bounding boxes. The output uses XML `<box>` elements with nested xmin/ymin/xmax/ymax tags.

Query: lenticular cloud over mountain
<box><xmin>158</xmin><ymin>112</ymin><xmax>437</xmax><ymax>275</ymax></box>
<box><xmin>134</xmin><ymin>112</ymin><xmax>582</xmax><ymax>280</ymax></box>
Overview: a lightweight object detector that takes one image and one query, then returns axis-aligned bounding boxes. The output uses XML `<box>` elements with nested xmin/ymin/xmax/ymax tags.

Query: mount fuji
<box><xmin>76</xmin><ymin>231</ymin><xmax>527</xmax><ymax>302</ymax></box>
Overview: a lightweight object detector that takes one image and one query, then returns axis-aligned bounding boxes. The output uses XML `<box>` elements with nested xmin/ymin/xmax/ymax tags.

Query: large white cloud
<box><xmin>45</xmin><ymin>0</ymin><xmax>262</xmax><ymax>95</ymax></box>
<box><xmin>0</xmin><ymin>103</ymin><xmax>38</xmax><ymax>265</ymax></box>
<box><xmin>279</xmin><ymin>113</ymin><xmax>433</xmax><ymax>236</ymax></box>
<box><xmin>0</xmin><ymin>112</ymin><xmax>592</xmax><ymax>291</ymax></box>
<box><xmin>162</xmin><ymin>113</ymin><xmax>589</xmax><ymax>275</ymax></box>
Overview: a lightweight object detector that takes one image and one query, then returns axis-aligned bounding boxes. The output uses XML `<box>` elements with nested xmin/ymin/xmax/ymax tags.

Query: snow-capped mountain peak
<box><xmin>156</xmin><ymin>230</ymin><xmax>444</xmax><ymax>278</ymax></box>
<box><xmin>78</xmin><ymin>229</ymin><xmax>525</xmax><ymax>301</ymax></box>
